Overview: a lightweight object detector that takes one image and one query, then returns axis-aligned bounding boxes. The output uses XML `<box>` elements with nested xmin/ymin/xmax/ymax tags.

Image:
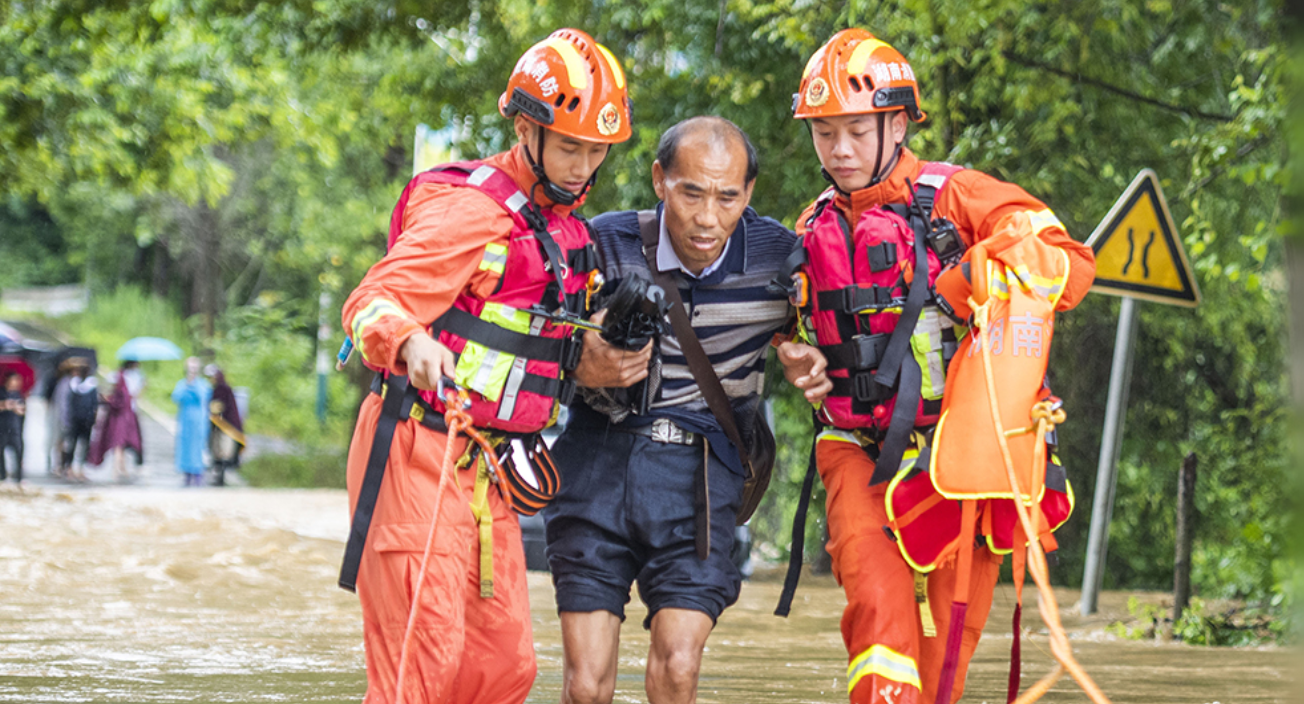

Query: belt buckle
<box><xmin>650</xmin><ymin>418</ymin><xmax>686</xmax><ymax>445</ymax></box>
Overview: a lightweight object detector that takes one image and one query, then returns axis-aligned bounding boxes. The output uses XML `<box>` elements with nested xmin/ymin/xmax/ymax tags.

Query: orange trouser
<box><xmin>818</xmin><ymin>437</ymin><xmax>1002</xmax><ymax>704</ymax></box>
<box><xmin>347</xmin><ymin>394</ymin><xmax>536</xmax><ymax>704</ymax></box>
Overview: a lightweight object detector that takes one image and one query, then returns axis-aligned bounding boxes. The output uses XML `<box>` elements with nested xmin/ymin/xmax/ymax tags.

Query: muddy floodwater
<box><xmin>0</xmin><ymin>486</ymin><xmax>1293</xmax><ymax>703</ymax></box>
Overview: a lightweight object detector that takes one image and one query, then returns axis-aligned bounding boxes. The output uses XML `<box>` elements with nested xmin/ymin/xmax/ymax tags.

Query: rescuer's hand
<box><xmin>400</xmin><ymin>334</ymin><xmax>458</xmax><ymax>391</ymax></box>
<box><xmin>571</xmin><ymin>309</ymin><xmax>653</xmax><ymax>389</ymax></box>
<box><xmin>777</xmin><ymin>341</ymin><xmax>832</xmax><ymax>405</ymax></box>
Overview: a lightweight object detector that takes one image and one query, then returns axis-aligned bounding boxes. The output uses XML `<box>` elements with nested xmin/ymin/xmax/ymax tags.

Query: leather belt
<box><xmin>614</xmin><ymin>417</ymin><xmax>704</xmax><ymax>447</ymax></box>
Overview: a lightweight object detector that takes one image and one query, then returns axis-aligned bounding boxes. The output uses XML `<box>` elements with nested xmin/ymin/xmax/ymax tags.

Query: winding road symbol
<box><xmin>1121</xmin><ymin>228</ymin><xmax>1157</xmax><ymax>279</ymax></box>
<box><xmin>1086</xmin><ymin>168</ymin><xmax>1200</xmax><ymax>307</ymax></box>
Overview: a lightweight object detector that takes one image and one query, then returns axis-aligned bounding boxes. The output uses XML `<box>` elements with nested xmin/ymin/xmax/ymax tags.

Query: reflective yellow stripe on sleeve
<box><xmin>478</xmin><ymin>242</ymin><xmax>508</xmax><ymax>275</ymax></box>
<box><xmin>1026</xmin><ymin>208</ymin><xmax>1064</xmax><ymax>236</ymax></box>
<box><xmin>351</xmin><ymin>298</ymin><xmax>409</xmax><ymax>364</ymax></box>
<box><xmin>847</xmin><ymin>644</ymin><xmax>922</xmax><ymax>693</ymax></box>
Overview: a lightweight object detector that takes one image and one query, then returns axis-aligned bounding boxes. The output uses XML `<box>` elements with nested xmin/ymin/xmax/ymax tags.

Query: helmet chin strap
<box><xmin>522</xmin><ymin>126</ymin><xmax>601</xmax><ymax>208</ymax></box>
<box><xmin>867</xmin><ymin>111</ymin><xmax>905</xmax><ymax>187</ymax></box>
<box><xmin>815</xmin><ymin>111</ymin><xmax>905</xmax><ymax>194</ymax></box>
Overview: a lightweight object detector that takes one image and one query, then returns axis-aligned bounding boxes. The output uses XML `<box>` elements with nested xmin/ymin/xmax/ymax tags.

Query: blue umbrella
<box><xmin>116</xmin><ymin>337</ymin><xmax>184</xmax><ymax>362</ymax></box>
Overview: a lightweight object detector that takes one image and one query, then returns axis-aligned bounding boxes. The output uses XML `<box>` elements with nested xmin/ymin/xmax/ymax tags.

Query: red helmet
<box><xmin>499</xmin><ymin>28</ymin><xmax>632</xmax><ymax>144</ymax></box>
<box><xmin>793</xmin><ymin>29</ymin><xmax>925</xmax><ymax>122</ymax></box>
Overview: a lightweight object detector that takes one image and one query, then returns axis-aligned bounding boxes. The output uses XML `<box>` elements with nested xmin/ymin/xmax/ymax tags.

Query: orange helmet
<box><xmin>499</xmin><ymin>28</ymin><xmax>632</xmax><ymax>144</ymax></box>
<box><xmin>793</xmin><ymin>29</ymin><xmax>925</xmax><ymax>122</ymax></box>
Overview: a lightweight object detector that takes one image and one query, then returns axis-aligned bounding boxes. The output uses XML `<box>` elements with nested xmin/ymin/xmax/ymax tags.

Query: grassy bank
<box><xmin>240</xmin><ymin>446</ymin><xmax>348</xmax><ymax>489</ymax></box>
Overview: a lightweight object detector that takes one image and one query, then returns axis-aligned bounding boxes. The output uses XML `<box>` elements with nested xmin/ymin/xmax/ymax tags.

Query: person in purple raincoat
<box><xmin>89</xmin><ymin>363</ymin><xmax>144</xmax><ymax>482</ymax></box>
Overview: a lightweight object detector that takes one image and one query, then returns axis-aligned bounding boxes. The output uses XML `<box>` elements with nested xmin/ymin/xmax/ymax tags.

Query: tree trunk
<box><xmin>151</xmin><ymin>237</ymin><xmax>171</xmax><ymax>299</ymax></box>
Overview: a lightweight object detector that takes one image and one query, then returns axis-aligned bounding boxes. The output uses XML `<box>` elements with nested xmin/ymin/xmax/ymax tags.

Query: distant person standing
<box><xmin>171</xmin><ymin>357</ymin><xmax>210</xmax><ymax>487</ymax></box>
<box><xmin>89</xmin><ymin>362</ymin><xmax>145</xmax><ymax>482</ymax></box>
<box><xmin>205</xmin><ymin>366</ymin><xmax>243</xmax><ymax>487</ymax></box>
<box><xmin>62</xmin><ymin>364</ymin><xmax>98</xmax><ymax>483</ymax></box>
<box><xmin>0</xmin><ymin>372</ymin><xmax>26</xmax><ymax>486</ymax></box>
<box><xmin>47</xmin><ymin>361</ymin><xmax>74</xmax><ymax>477</ymax></box>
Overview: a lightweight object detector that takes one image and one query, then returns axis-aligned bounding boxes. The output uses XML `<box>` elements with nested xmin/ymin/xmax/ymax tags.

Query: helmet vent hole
<box><xmin>554</xmin><ymin>93</ymin><xmax>566</xmax><ymax>108</ymax></box>
<box><xmin>567</xmin><ymin>96</ymin><xmax>580</xmax><ymax>112</ymax></box>
<box><xmin>849</xmin><ymin>76</ymin><xmax>863</xmax><ymax>92</ymax></box>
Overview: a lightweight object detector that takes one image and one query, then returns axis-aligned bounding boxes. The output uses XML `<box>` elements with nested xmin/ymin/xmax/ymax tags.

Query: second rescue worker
<box><xmin>339</xmin><ymin>29</ymin><xmax>646</xmax><ymax>704</ymax></box>
<box><xmin>787</xmin><ymin>29</ymin><xmax>1095</xmax><ymax>704</ymax></box>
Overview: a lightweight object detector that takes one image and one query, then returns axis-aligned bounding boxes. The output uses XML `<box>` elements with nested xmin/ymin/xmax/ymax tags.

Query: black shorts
<box><xmin>542</xmin><ymin>415</ymin><xmax>744</xmax><ymax>629</ymax></box>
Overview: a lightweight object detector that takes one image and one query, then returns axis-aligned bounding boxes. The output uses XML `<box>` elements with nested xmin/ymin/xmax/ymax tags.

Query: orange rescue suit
<box><xmin>342</xmin><ymin>145</ymin><xmax>576</xmax><ymax>704</ymax></box>
<box><xmin>797</xmin><ymin>148</ymin><xmax>1095</xmax><ymax>704</ymax></box>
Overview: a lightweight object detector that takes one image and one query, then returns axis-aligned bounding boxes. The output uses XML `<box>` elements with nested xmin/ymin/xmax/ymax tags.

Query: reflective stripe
<box><xmin>916</xmin><ymin>173</ymin><xmax>948</xmax><ymax>189</ymax></box>
<box><xmin>478</xmin><ymin>242</ymin><xmax>509</xmax><ymax>274</ymax></box>
<box><xmin>453</xmin><ymin>303</ymin><xmax>533</xmax><ymax>402</ymax></box>
<box><xmin>988</xmin><ymin>264</ymin><xmax>1011</xmax><ymax>300</ymax></box>
<box><xmin>1026</xmin><ymin>208</ymin><xmax>1063</xmax><ymax>236</ymax></box>
<box><xmin>847</xmin><ymin>38</ymin><xmax>890</xmax><ymax>74</ymax></box>
<box><xmin>1009</xmin><ymin>263</ymin><xmax>1066</xmax><ymax>302</ymax></box>
<box><xmin>351</xmin><ymin>299</ymin><xmax>408</xmax><ymax>363</ymax></box>
<box><xmin>595</xmin><ymin>43</ymin><xmax>626</xmax><ymax>89</ymax></box>
<box><xmin>847</xmin><ymin>644</ymin><xmax>922</xmax><ymax>693</ymax></box>
<box><xmin>543</xmin><ymin>37</ymin><xmax>588</xmax><ymax>90</ymax></box>
<box><xmin>504</xmin><ymin>191</ymin><xmax>528</xmax><ymax>213</ymax></box>
<box><xmin>816</xmin><ymin>428</ymin><xmax>861</xmax><ymax>445</ymax></box>
<box><xmin>467</xmin><ymin>165</ymin><xmax>497</xmax><ymax>187</ymax></box>
<box><xmin>909</xmin><ymin>307</ymin><xmax>952</xmax><ymax>400</ymax></box>
<box><xmin>497</xmin><ymin>314</ymin><xmax>546</xmax><ymax>420</ymax></box>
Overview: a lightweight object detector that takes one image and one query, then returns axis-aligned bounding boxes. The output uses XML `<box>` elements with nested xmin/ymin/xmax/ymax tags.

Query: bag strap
<box><xmin>636</xmin><ymin>211</ymin><xmax>752</xmax><ymax>474</ymax></box>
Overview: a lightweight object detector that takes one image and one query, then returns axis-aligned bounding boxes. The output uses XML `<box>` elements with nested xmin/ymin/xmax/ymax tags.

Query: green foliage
<box><xmin>1107</xmin><ymin>595</ymin><xmax>1290</xmax><ymax>645</ymax></box>
<box><xmin>241</xmin><ymin>447</ymin><xmax>349</xmax><ymax>489</ymax></box>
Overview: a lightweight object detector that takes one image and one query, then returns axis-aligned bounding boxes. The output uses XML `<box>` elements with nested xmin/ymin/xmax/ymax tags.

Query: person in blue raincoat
<box><xmin>171</xmin><ymin>357</ymin><xmax>211</xmax><ymax>487</ymax></box>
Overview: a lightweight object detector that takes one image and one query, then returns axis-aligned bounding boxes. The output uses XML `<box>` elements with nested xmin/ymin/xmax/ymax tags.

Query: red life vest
<box><xmin>796</xmin><ymin>162</ymin><xmax>963</xmax><ymax>433</ymax></box>
<box><xmin>384</xmin><ymin>161</ymin><xmax>597</xmax><ymax>434</ymax></box>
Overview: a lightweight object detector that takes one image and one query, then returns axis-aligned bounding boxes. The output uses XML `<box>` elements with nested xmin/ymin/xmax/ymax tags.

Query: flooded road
<box><xmin>0</xmin><ymin>485</ymin><xmax>1293</xmax><ymax>703</ymax></box>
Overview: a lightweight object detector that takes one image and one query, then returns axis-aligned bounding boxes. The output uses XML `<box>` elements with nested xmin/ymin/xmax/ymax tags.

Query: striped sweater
<box><xmin>580</xmin><ymin>204</ymin><xmax>796</xmax><ymax>430</ymax></box>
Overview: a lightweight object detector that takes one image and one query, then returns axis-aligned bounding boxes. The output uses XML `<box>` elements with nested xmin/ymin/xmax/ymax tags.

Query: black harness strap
<box><xmin>522</xmin><ymin>205</ymin><xmax>570</xmax><ymax>312</ymax></box>
<box><xmin>339</xmin><ymin>374</ymin><xmax>413</xmax><ymax>592</ymax></box>
<box><xmin>775</xmin><ymin>430</ymin><xmax>820</xmax><ymax>617</ymax></box>
<box><xmin>431</xmin><ymin>307</ymin><xmax>574</xmax><ymax>363</ymax></box>
<box><xmin>820</xmin><ymin>334</ymin><xmax>890</xmax><ymax>372</ymax></box>
<box><xmin>518</xmin><ymin>373</ymin><xmax>577</xmax><ymax>405</ymax></box>
<box><xmin>871</xmin><ymin>186</ymin><xmax>932</xmax><ymax>393</ymax></box>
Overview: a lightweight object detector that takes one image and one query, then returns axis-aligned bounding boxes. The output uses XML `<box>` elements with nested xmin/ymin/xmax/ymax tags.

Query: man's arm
<box><xmin>342</xmin><ymin>184</ymin><xmax>513</xmax><ymax>390</ymax></box>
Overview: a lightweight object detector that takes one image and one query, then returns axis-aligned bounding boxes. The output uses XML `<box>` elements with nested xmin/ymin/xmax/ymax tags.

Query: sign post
<box><xmin>1079</xmin><ymin>169</ymin><xmax>1200</xmax><ymax>615</ymax></box>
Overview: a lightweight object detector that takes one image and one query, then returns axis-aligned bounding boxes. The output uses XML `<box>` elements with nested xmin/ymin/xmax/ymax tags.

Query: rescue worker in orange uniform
<box><xmin>786</xmin><ymin>30</ymin><xmax>1096</xmax><ymax>704</ymax></box>
<box><xmin>339</xmin><ymin>29</ymin><xmax>646</xmax><ymax>704</ymax></box>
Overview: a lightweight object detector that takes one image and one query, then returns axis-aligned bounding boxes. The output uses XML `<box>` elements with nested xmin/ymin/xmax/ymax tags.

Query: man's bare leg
<box><xmin>559</xmin><ymin>610</ymin><xmax>622</xmax><ymax>704</ymax></box>
<box><xmin>646</xmin><ymin>608</ymin><xmax>713</xmax><ymax>704</ymax></box>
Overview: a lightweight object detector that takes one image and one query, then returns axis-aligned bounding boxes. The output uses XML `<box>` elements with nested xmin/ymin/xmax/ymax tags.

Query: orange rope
<box><xmin>969</xmin><ymin>246</ymin><xmax>1112</xmax><ymax>704</ymax></box>
<box><xmin>393</xmin><ymin>389</ymin><xmax>504</xmax><ymax>704</ymax></box>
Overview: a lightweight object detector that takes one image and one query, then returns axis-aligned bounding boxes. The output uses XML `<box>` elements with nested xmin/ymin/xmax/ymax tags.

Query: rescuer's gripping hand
<box><xmin>933</xmin><ymin>261</ymin><xmax>974</xmax><ymax>322</ymax></box>
<box><xmin>571</xmin><ymin>309</ymin><xmax>653</xmax><ymax>389</ymax></box>
<box><xmin>400</xmin><ymin>334</ymin><xmax>458</xmax><ymax>391</ymax></box>
<box><xmin>777</xmin><ymin>341</ymin><xmax>832</xmax><ymax>405</ymax></box>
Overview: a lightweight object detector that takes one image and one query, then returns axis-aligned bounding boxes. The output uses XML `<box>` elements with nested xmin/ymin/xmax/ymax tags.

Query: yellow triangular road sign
<box><xmin>1087</xmin><ymin>169</ymin><xmax>1200</xmax><ymax>307</ymax></box>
